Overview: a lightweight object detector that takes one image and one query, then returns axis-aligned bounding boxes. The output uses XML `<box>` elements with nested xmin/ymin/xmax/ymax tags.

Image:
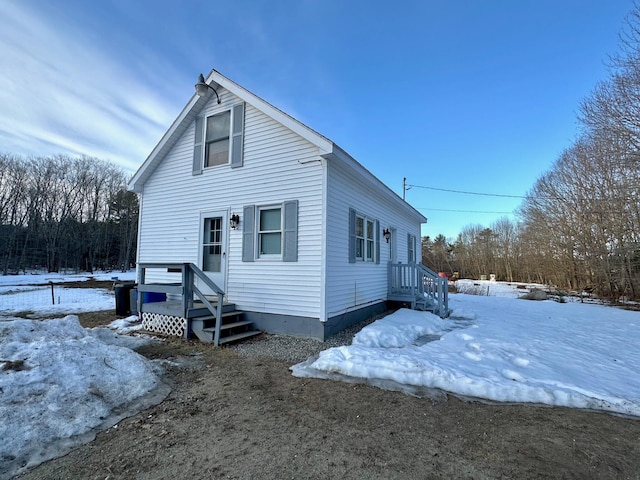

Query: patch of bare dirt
<box><xmin>15</xmin><ymin>323</ymin><xmax>640</xmax><ymax>480</ymax></box>
<box><xmin>76</xmin><ymin>310</ymin><xmax>124</xmax><ymax>329</ymax></box>
<box><xmin>60</xmin><ymin>279</ymin><xmax>121</xmax><ymax>290</ymax></box>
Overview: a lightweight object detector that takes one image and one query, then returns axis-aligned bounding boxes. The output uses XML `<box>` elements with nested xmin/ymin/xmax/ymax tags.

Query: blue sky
<box><xmin>0</xmin><ymin>1</ymin><xmax>634</xmax><ymax>239</ymax></box>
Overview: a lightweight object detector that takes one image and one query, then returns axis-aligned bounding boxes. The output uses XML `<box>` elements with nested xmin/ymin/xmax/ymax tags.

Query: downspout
<box><xmin>319</xmin><ymin>157</ymin><xmax>328</xmax><ymax>323</ymax></box>
<box><xmin>134</xmin><ymin>189</ymin><xmax>144</xmax><ymax>284</ymax></box>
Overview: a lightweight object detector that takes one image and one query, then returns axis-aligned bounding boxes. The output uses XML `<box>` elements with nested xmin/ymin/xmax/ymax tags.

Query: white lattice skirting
<box><xmin>142</xmin><ymin>312</ymin><xmax>186</xmax><ymax>337</ymax></box>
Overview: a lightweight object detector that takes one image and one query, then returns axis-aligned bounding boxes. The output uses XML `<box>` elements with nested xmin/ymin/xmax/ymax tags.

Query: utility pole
<box><xmin>402</xmin><ymin>177</ymin><xmax>411</xmax><ymax>200</ymax></box>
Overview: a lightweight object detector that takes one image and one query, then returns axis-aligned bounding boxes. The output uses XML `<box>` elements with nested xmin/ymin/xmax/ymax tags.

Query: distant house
<box><xmin>128</xmin><ymin>69</ymin><xmax>448</xmax><ymax>345</ymax></box>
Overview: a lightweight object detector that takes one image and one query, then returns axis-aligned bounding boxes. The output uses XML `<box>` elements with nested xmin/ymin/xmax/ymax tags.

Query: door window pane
<box><xmin>203</xmin><ymin>217</ymin><xmax>222</xmax><ymax>272</ymax></box>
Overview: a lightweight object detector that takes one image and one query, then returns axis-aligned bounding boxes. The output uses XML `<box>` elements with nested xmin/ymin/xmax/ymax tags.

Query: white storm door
<box><xmin>199</xmin><ymin>211</ymin><xmax>227</xmax><ymax>293</ymax></box>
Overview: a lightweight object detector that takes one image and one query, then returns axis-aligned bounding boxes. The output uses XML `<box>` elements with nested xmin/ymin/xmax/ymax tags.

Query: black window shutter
<box><xmin>283</xmin><ymin>200</ymin><xmax>298</xmax><ymax>262</ymax></box>
<box><xmin>242</xmin><ymin>205</ymin><xmax>255</xmax><ymax>262</ymax></box>
<box><xmin>193</xmin><ymin>116</ymin><xmax>204</xmax><ymax>175</ymax></box>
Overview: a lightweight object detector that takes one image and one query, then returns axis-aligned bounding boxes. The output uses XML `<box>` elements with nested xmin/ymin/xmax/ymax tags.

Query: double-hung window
<box><xmin>204</xmin><ymin>111</ymin><xmax>230</xmax><ymax>167</ymax></box>
<box><xmin>193</xmin><ymin>102</ymin><xmax>245</xmax><ymax>175</ymax></box>
<box><xmin>258</xmin><ymin>206</ymin><xmax>282</xmax><ymax>256</ymax></box>
<box><xmin>242</xmin><ymin>201</ymin><xmax>298</xmax><ymax>262</ymax></box>
<box><xmin>349</xmin><ymin>208</ymin><xmax>379</xmax><ymax>263</ymax></box>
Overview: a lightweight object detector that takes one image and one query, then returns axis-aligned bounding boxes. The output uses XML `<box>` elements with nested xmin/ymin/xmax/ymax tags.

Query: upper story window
<box><xmin>193</xmin><ymin>102</ymin><xmax>245</xmax><ymax>175</ymax></box>
<box><xmin>205</xmin><ymin>111</ymin><xmax>230</xmax><ymax>167</ymax></box>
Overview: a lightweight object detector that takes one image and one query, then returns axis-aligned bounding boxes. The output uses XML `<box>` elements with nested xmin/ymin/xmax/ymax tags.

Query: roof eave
<box><xmin>207</xmin><ymin>70</ymin><xmax>334</xmax><ymax>154</ymax></box>
<box><xmin>323</xmin><ymin>145</ymin><xmax>428</xmax><ymax>224</ymax></box>
<box><xmin>128</xmin><ymin>70</ymin><xmax>334</xmax><ymax>192</ymax></box>
<box><xmin>128</xmin><ymin>94</ymin><xmax>208</xmax><ymax>192</ymax></box>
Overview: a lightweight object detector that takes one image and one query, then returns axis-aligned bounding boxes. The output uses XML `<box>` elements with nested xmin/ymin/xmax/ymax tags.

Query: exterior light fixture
<box><xmin>230</xmin><ymin>213</ymin><xmax>240</xmax><ymax>230</ymax></box>
<box><xmin>195</xmin><ymin>73</ymin><xmax>221</xmax><ymax>104</ymax></box>
<box><xmin>383</xmin><ymin>228</ymin><xmax>391</xmax><ymax>243</ymax></box>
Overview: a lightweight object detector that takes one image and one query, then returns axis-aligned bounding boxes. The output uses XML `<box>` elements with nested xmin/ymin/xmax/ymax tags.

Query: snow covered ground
<box><xmin>0</xmin><ymin>271</ymin><xmax>165</xmax><ymax>479</ymax></box>
<box><xmin>2</xmin><ymin>274</ymin><xmax>639</xmax><ymax>477</ymax></box>
<box><xmin>293</xmin><ymin>280</ymin><xmax>640</xmax><ymax>418</ymax></box>
<box><xmin>0</xmin><ymin>315</ymin><xmax>166</xmax><ymax>479</ymax></box>
<box><xmin>0</xmin><ymin>270</ymin><xmax>136</xmax><ymax>287</ymax></box>
<box><xmin>0</xmin><ymin>270</ymin><xmax>136</xmax><ymax>316</ymax></box>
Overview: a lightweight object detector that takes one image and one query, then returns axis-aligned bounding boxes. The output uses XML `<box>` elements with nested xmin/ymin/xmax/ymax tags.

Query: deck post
<box><xmin>182</xmin><ymin>264</ymin><xmax>190</xmax><ymax>338</ymax></box>
<box><xmin>213</xmin><ymin>292</ymin><xmax>223</xmax><ymax>347</ymax></box>
<box><xmin>137</xmin><ymin>265</ymin><xmax>145</xmax><ymax>318</ymax></box>
<box><xmin>388</xmin><ymin>262</ymin><xmax>449</xmax><ymax>317</ymax></box>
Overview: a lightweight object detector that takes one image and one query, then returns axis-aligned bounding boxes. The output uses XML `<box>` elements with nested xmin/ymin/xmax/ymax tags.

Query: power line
<box><xmin>417</xmin><ymin>208</ymin><xmax>515</xmax><ymax>214</ymax></box>
<box><xmin>407</xmin><ymin>184</ymin><xmax>531</xmax><ymax>199</ymax></box>
<box><xmin>407</xmin><ymin>182</ymin><xmax>640</xmax><ymax>200</ymax></box>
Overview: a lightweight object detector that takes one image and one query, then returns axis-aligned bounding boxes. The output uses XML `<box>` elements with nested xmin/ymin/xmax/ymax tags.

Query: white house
<box><xmin>128</xmin><ymin>69</ymin><xmax>447</xmax><ymax>344</ymax></box>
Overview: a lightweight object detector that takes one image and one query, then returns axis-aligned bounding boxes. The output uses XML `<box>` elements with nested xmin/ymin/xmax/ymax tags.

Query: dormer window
<box><xmin>205</xmin><ymin>110</ymin><xmax>230</xmax><ymax>167</ymax></box>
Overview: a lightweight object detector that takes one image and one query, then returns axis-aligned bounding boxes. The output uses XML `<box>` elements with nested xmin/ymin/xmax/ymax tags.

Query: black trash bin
<box><xmin>129</xmin><ymin>287</ymin><xmax>138</xmax><ymax>315</ymax></box>
<box><xmin>115</xmin><ymin>282</ymin><xmax>136</xmax><ymax>315</ymax></box>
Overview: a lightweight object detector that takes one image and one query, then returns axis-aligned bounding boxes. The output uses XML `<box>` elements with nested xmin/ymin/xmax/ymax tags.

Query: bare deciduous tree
<box><xmin>0</xmin><ymin>154</ymin><xmax>137</xmax><ymax>274</ymax></box>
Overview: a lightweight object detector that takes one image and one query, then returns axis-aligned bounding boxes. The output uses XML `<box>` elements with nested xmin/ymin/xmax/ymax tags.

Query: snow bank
<box><xmin>0</xmin><ymin>315</ymin><xmax>168</xmax><ymax>479</ymax></box>
<box><xmin>293</xmin><ymin>294</ymin><xmax>640</xmax><ymax>417</ymax></box>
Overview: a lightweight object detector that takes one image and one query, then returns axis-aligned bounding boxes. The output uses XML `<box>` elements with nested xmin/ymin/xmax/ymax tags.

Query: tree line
<box><xmin>0</xmin><ymin>154</ymin><xmax>137</xmax><ymax>274</ymax></box>
<box><xmin>423</xmin><ymin>5</ymin><xmax>640</xmax><ymax>300</ymax></box>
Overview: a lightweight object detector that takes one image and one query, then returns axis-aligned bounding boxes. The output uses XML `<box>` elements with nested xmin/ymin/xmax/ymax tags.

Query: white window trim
<box><xmin>356</xmin><ymin>213</ymin><xmax>377</xmax><ymax>263</ymax></box>
<box><xmin>256</xmin><ymin>205</ymin><xmax>283</xmax><ymax>259</ymax></box>
<box><xmin>203</xmin><ymin>109</ymin><xmax>232</xmax><ymax>169</ymax></box>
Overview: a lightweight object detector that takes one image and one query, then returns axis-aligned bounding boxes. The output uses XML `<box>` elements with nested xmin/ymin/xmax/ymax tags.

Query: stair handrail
<box><xmin>137</xmin><ymin>262</ymin><xmax>225</xmax><ymax>345</ymax></box>
<box><xmin>183</xmin><ymin>263</ymin><xmax>224</xmax><ymax>346</ymax></box>
<box><xmin>387</xmin><ymin>262</ymin><xmax>449</xmax><ymax>317</ymax></box>
<box><xmin>415</xmin><ymin>263</ymin><xmax>449</xmax><ymax>317</ymax></box>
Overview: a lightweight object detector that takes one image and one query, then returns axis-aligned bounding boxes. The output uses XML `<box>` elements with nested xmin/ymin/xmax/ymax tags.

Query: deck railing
<box><xmin>388</xmin><ymin>262</ymin><xmax>449</xmax><ymax>317</ymax></box>
<box><xmin>137</xmin><ymin>263</ymin><xmax>225</xmax><ymax>344</ymax></box>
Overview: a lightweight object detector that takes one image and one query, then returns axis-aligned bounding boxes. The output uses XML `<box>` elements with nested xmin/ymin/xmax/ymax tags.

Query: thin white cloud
<box><xmin>0</xmin><ymin>1</ymin><xmax>183</xmax><ymax>172</ymax></box>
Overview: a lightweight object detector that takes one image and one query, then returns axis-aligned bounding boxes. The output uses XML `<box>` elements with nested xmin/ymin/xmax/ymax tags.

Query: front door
<box><xmin>199</xmin><ymin>211</ymin><xmax>227</xmax><ymax>293</ymax></box>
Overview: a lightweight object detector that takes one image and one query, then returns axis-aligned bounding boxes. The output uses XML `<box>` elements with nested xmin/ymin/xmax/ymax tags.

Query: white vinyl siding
<box><xmin>136</xmin><ymin>85</ymin><xmax>425</xmax><ymax>325</ymax></box>
<box><xmin>137</xmin><ymin>89</ymin><xmax>323</xmax><ymax>319</ymax></box>
<box><xmin>324</xmin><ymin>160</ymin><xmax>422</xmax><ymax>318</ymax></box>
